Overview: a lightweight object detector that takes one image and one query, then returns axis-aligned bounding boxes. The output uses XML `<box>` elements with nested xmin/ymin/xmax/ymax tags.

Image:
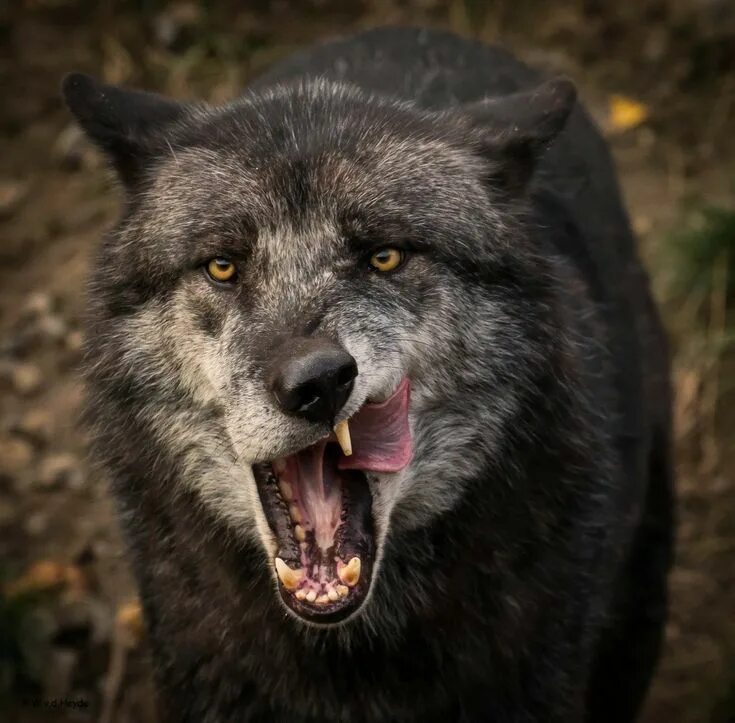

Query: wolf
<box><xmin>62</xmin><ymin>26</ymin><xmax>674</xmax><ymax>723</ymax></box>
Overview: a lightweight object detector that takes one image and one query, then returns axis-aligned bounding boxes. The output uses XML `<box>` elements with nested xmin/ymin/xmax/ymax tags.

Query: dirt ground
<box><xmin>1</xmin><ymin>2</ymin><xmax>734</xmax><ymax>722</ymax></box>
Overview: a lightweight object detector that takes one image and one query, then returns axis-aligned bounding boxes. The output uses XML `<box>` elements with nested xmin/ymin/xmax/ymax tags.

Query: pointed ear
<box><xmin>61</xmin><ymin>73</ymin><xmax>187</xmax><ymax>186</ymax></box>
<box><xmin>465</xmin><ymin>77</ymin><xmax>577</xmax><ymax>193</ymax></box>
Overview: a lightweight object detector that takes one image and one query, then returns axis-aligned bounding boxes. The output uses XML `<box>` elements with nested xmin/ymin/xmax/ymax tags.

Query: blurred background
<box><xmin>0</xmin><ymin>1</ymin><xmax>733</xmax><ymax>721</ymax></box>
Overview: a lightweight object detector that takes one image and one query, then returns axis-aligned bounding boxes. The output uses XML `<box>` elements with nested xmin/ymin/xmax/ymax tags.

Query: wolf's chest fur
<box><xmin>64</xmin><ymin>26</ymin><xmax>673</xmax><ymax>723</ymax></box>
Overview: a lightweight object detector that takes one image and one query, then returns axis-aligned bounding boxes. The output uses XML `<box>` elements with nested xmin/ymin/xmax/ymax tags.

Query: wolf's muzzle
<box><xmin>267</xmin><ymin>337</ymin><xmax>357</xmax><ymax>425</ymax></box>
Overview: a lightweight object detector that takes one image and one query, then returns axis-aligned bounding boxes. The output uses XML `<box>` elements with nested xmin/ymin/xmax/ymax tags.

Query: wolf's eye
<box><xmin>206</xmin><ymin>258</ymin><xmax>237</xmax><ymax>283</ymax></box>
<box><xmin>369</xmin><ymin>248</ymin><xmax>405</xmax><ymax>273</ymax></box>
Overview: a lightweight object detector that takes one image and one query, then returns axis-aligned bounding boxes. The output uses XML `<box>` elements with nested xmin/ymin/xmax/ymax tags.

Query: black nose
<box><xmin>268</xmin><ymin>337</ymin><xmax>358</xmax><ymax>425</ymax></box>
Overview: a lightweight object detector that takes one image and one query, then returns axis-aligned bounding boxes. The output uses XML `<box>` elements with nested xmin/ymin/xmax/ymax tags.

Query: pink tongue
<box><xmin>337</xmin><ymin>377</ymin><xmax>412</xmax><ymax>473</ymax></box>
<box><xmin>293</xmin><ymin>441</ymin><xmax>342</xmax><ymax>549</ymax></box>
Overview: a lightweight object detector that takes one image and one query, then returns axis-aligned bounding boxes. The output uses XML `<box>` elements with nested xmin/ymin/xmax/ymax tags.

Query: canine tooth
<box><xmin>338</xmin><ymin>557</ymin><xmax>361</xmax><ymax>587</ymax></box>
<box><xmin>279</xmin><ymin>481</ymin><xmax>293</xmax><ymax>501</ymax></box>
<box><xmin>316</xmin><ymin>594</ymin><xmax>329</xmax><ymax>604</ymax></box>
<box><xmin>336</xmin><ymin>585</ymin><xmax>349</xmax><ymax>598</ymax></box>
<box><xmin>300</xmin><ymin>541</ymin><xmax>308</xmax><ymax>552</ymax></box>
<box><xmin>295</xmin><ymin>589</ymin><xmax>307</xmax><ymax>601</ymax></box>
<box><xmin>289</xmin><ymin>504</ymin><xmax>302</xmax><ymax>523</ymax></box>
<box><xmin>327</xmin><ymin>588</ymin><xmax>339</xmax><ymax>602</ymax></box>
<box><xmin>306</xmin><ymin>590</ymin><xmax>317</xmax><ymax>603</ymax></box>
<box><xmin>274</xmin><ymin>459</ymin><xmax>287</xmax><ymax>474</ymax></box>
<box><xmin>334</xmin><ymin>420</ymin><xmax>352</xmax><ymax>456</ymax></box>
<box><xmin>274</xmin><ymin>558</ymin><xmax>303</xmax><ymax>591</ymax></box>
<box><xmin>294</xmin><ymin>524</ymin><xmax>306</xmax><ymax>542</ymax></box>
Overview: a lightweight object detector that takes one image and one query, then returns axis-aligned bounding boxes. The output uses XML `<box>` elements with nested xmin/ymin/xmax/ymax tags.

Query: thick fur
<box><xmin>66</xmin><ymin>27</ymin><xmax>673</xmax><ymax>723</ymax></box>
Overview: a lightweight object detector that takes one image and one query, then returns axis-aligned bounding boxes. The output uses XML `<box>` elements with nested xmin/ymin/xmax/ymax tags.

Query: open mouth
<box><xmin>253</xmin><ymin>378</ymin><xmax>412</xmax><ymax>624</ymax></box>
<box><xmin>253</xmin><ymin>445</ymin><xmax>373</xmax><ymax>623</ymax></box>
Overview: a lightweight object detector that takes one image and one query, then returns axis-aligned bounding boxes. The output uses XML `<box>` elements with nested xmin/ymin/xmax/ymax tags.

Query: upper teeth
<box><xmin>334</xmin><ymin>420</ymin><xmax>352</xmax><ymax>456</ymax></box>
<box><xmin>274</xmin><ymin>558</ymin><xmax>303</xmax><ymax>591</ymax></box>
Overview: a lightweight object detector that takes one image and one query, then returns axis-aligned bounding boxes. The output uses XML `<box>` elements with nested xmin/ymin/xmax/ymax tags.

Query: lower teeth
<box><xmin>271</xmin><ymin>456</ymin><xmax>362</xmax><ymax>608</ymax></box>
<box><xmin>274</xmin><ymin>555</ymin><xmax>360</xmax><ymax>604</ymax></box>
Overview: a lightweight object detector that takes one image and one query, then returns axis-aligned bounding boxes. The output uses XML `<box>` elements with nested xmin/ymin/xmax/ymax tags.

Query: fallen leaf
<box><xmin>116</xmin><ymin>600</ymin><xmax>145</xmax><ymax>645</ymax></box>
<box><xmin>5</xmin><ymin>560</ymin><xmax>67</xmax><ymax>597</ymax></box>
<box><xmin>608</xmin><ymin>94</ymin><xmax>649</xmax><ymax>132</ymax></box>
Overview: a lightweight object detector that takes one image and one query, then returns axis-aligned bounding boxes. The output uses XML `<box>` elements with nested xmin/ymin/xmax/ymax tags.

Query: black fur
<box><xmin>65</xmin><ymin>27</ymin><xmax>674</xmax><ymax>723</ymax></box>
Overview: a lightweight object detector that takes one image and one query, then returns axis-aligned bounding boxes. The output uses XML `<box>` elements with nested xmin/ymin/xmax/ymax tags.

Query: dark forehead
<box><xmin>145</xmin><ymin>83</ymin><xmax>489</xmax><ymax>235</ymax></box>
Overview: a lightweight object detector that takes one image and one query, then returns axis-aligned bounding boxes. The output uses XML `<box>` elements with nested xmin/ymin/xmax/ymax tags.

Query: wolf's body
<box><xmin>65</xmin><ymin>27</ymin><xmax>673</xmax><ymax>723</ymax></box>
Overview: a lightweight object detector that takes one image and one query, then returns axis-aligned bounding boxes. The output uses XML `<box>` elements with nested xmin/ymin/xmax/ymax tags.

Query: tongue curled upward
<box><xmin>337</xmin><ymin>377</ymin><xmax>412</xmax><ymax>473</ymax></box>
<box><xmin>255</xmin><ymin>378</ymin><xmax>412</xmax><ymax>620</ymax></box>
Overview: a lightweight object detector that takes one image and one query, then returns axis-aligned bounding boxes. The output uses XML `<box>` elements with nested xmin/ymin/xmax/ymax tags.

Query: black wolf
<box><xmin>63</xmin><ymin>26</ymin><xmax>674</xmax><ymax>723</ymax></box>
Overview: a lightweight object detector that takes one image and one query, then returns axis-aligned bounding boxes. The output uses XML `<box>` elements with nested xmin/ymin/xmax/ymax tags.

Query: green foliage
<box><xmin>0</xmin><ymin>576</ymin><xmax>56</xmax><ymax>705</ymax></box>
<box><xmin>665</xmin><ymin>203</ymin><xmax>735</xmax><ymax>304</ymax></box>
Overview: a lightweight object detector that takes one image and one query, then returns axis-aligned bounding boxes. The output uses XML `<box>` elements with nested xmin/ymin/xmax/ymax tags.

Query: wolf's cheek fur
<box><xmin>383</xmin><ymin>287</ymin><xmax>524</xmax><ymax>532</ymax></box>
<box><xmin>107</xmin><ymin>292</ymin><xmax>276</xmax><ymax>555</ymax></box>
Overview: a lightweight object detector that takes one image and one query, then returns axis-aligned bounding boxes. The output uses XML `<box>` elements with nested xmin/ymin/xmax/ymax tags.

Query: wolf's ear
<box><xmin>465</xmin><ymin>77</ymin><xmax>577</xmax><ymax>193</ymax></box>
<box><xmin>61</xmin><ymin>73</ymin><xmax>187</xmax><ymax>187</ymax></box>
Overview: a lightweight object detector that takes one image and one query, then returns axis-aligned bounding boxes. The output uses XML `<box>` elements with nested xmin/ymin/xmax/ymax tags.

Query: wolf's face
<box><xmin>65</xmin><ymin>74</ymin><xmax>575</xmax><ymax>625</ymax></box>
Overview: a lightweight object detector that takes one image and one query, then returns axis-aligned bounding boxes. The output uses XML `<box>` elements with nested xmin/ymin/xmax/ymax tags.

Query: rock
<box><xmin>10</xmin><ymin>362</ymin><xmax>43</xmax><ymax>395</ymax></box>
<box><xmin>65</xmin><ymin>329</ymin><xmax>84</xmax><ymax>355</ymax></box>
<box><xmin>21</xmin><ymin>291</ymin><xmax>56</xmax><ymax>320</ymax></box>
<box><xmin>24</xmin><ymin>510</ymin><xmax>49</xmax><ymax>536</ymax></box>
<box><xmin>14</xmin><ymin>408</ymin><xmax>54</xmax><ymax>445</ymax></box>
<box><xmin>35</xmin><ymin>313</ymin><xmax>68</xmax><ymax>343</ymax></box>
<box><xmin>12</xmin><ymin>294</ymin><xmax>68</xmax><ymax>350</ymax></box>
<box><xmin>0</xmin><ymin>436</ymin><xmax>34</xmax><ymax>477</ymax></box>
<box><xmin>37</xmin><ymin>453</ymin><xmax>83</xmax><ymax>491</ymax></box>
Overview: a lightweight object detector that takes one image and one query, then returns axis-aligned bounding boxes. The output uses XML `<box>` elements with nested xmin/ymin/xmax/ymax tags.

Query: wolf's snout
<box><xmin>268</xmin><ymin>337</ymin><xmax>357</xmax><ymax>424</ymax></box>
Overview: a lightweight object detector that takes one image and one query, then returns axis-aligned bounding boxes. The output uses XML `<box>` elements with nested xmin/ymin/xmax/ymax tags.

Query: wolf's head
<box><xmin>64</xmin><ymin>72</ymin><xmax>576</xmax><ymax>626</ymax></box>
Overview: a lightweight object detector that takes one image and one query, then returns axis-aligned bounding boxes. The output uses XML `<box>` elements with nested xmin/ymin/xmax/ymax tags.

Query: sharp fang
<box><xmin>289</xmin><ymin>504</ymin><xmax>302</xmax><ymax>523</ymax></box>
<box><xmin>279</xmin><ymin>480</ymin><xmax>293</xmax><ymax>501</ymax></box>
<box><xmin>327</xmin><ymin>588</ymin><xmax>339</xmax><ymax>602</ymax></box>
<box><xmin>274</xmin><ymin>459</ymin><xmax>287</xmax><ymax>474</ymax></box>
<box><xmin>336</xmin><ymin>585</ymin><xmax>349</xmax><ymax>597</ymax></box>
<box><xmin>306</xmin><ymin>590</ymin><xmax>317</xmax><ymax>603</ymax></box>
<box><xmin>294</xmin><ymin>524</ymin><xmax>306</xmax><ymax>542</ymax></box>
<box><xmin>274</xmin><ymin>558</ymin><xmax>303</xmax><ymax>591</ymax></box>
<box><xmin>295</xmin><ymin>589</ymin><xmax>307</xmax><ymax>601</ymax></box>
<box><xmin>338</xmin><ymin>557</ymin><xmax>361</xmax><ymax>587</ymax></box>
<box><xmin>334</xmin><ymin>420</ymin><xmax>352</xmax><ymax>456</ymax></box>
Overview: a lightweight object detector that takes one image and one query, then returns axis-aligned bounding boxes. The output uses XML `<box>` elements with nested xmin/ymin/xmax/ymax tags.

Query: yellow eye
<box><xmin>206</xmin><ymin>258</ymin><xmax>237</xmax><ymax>283</ymax></box>
<box><xmin>369</xmin><ymin>248</ymin><xmax>405</xmax><ymax>272</ymax></box>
